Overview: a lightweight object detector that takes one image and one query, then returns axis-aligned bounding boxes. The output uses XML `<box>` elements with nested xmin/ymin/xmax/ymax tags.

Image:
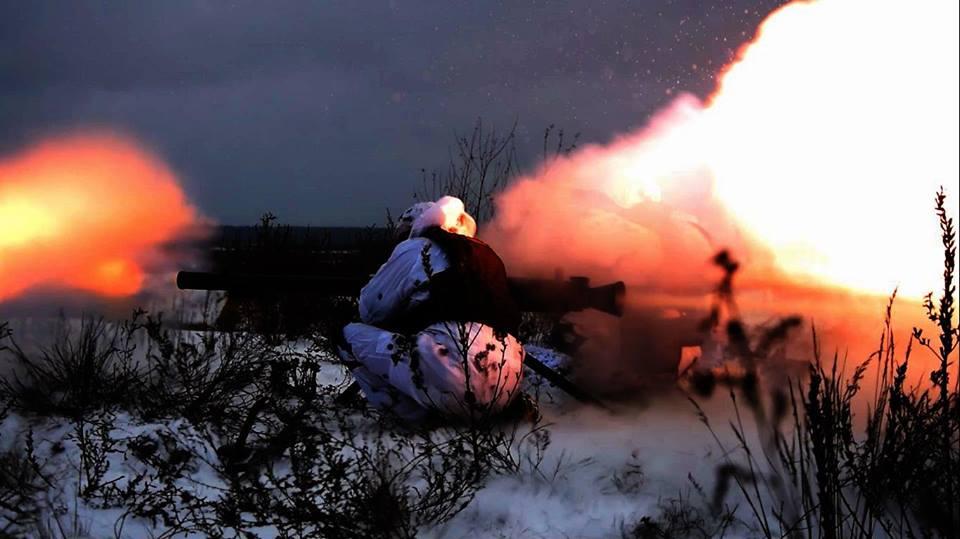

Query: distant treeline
<box><xmin>212</xmin><ymin>225</ymin><xmax>392</xmax><ymax>251</ymax></box>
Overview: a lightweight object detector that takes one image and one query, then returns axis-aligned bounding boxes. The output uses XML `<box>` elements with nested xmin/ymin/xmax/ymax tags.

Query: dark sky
<box><xmin>1</xmin><ymin>0</ymin><xmax>787</xmax><ymax>225</ymax></box>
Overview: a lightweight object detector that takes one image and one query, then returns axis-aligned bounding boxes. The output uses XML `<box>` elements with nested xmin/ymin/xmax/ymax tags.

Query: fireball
<box><xmin>489</xmin><ymin>0</ymin><xmax>959</xmax><ymax>301</ymax></box>
<box><xmin>704</xmin><ymin>0</ymin><xmax>959</xmax><ymax>298</ymax></box>
<box><xmin>0</xmin><ymin>134</ymin><xmax>201</xmax><ymax>301</ymax></box>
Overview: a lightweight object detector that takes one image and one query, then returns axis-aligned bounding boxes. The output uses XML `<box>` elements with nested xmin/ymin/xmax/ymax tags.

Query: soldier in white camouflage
<box><xmin>339</xmin><ymin>196</ymin><xmax>526</xmax><ymax>422</ymax></box>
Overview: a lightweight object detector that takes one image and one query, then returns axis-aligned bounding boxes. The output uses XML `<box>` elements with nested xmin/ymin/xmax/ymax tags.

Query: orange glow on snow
<box><xmin>0</xmin><ymin>134</ymin><xmax>202</xmax><ymax>301</ymax></box>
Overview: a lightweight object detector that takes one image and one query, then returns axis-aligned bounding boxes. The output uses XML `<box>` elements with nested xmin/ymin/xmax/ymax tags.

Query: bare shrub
<box><xmin>1</xmin><ymin>305</ymin><xmax>548</xmax><ymax>537</ymax></box>
<box><xmin>135</xmin><ymin>312</ymin><xmax>272</xmax><ymax>432</ymax></box>
<box><xmin>416</xmin><ymin>119</ymin><xmax>579</xmax><ymax>223</ymax></box>
<box><xmin>417</xmin><ymin>118</ymin><xmax>518</xmax><ymax>223</ymax></box>
<box><xmin>70</xmin><ymin>383</ymin><xmax>548</xmax><ymax>538</ymax></box>
<box><xmin>0</xmin><ymin>436</ymin><xmax>46</xmax><ymax>536</ymax></box>
<box><xmin>626</xmin><ymin>493</ymin><xmax>738</xmax><ymax>539</ymax></box>
<box><xmin>691</xmin><ymin>187</ymin><xmax>959</xmax><ymax>538</ymax></box>
<box><xmin>0</xmin><ymin>315</ymin><xmax>140</xmax><ymax>419</ymax></box>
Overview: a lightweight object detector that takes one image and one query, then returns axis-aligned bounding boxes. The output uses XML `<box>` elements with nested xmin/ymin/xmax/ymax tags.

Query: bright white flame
<box><xmin>489</xmin><ymin>0</ymin><xmax>958</xmax><ymax>300</ymax></box>
<box><xmin>703</xmin><ymin>0</ymin><xmax>959</xmax><ymax>297</ymax></box>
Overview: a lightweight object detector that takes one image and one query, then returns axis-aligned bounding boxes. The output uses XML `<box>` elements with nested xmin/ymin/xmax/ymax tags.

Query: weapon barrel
<box><xmin>176</xmin><ymin>271</ymin><xmax>625</xmax><ymax>316</ymax></box>
<box><xmin>176</xmin><ymin>271</ymin><xmax>364</xmax><ymax>296</ymax></box>
<box><xmin>507</xmin><ymin>276</ymin><xmax>625</xmax><ymax>317</ymax></box>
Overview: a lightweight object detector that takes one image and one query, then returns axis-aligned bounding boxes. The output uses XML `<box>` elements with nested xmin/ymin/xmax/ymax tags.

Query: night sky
<box><xmin>1</xmin><ymin>1</ymin><xmax>788</xmax><ymax>225</ymax></box>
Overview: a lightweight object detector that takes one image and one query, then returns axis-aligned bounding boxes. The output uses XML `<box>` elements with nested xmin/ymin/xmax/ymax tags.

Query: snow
<box><xmin>1</xmin><ymin>321</ymin><xmax>764</xmax><ymax>538</ymax></box>
<box><xmin>430</xmin><ymin>386</ymin><xmax>746</xmax><ymax>538</ymax></box>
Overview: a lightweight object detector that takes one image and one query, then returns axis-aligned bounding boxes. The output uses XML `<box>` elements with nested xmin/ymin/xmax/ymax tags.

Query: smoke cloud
<box><xmin>485</xmin><ymin>95</ymin><xmax>760</xmax><ymax>296</ymax></box>
<box><xmin>483</xmin><ymin>0</ymin><xmax>959</xmax><ymax>392</ymax></box>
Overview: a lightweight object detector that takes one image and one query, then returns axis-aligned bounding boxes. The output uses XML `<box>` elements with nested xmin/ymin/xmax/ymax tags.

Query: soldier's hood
<box><xmin>409</xmin><ymin>196</ymin><xmax>477</xmax><ymax>238</ymax></box>
<box><xmin>396</xmin><ymin>201</ymin><xmax>435</xmax><ymax>239</ymax></box>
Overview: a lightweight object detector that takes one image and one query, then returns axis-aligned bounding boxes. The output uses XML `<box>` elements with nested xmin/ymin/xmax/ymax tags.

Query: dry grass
<box><xmin>0</xmin><ymin>296</ymin><xmax>548</xmax><ymax>538</ymax></box>
<box><xmin>689</xmin><ymin>187</ymin><xmax>958</xmax><ymax>538</ymax></box>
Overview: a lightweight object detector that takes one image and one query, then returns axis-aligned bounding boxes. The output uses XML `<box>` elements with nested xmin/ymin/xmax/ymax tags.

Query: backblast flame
<box><xmin>0</xmin><ymin>133</ymin><xmax>203</xmax><ymax>301</ymax></box>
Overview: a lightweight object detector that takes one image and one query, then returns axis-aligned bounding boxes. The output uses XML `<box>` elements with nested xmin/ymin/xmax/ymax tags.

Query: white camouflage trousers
<box><xmin>342</xmin><ymin>321</ymin><xmax>524</xmax><ymax>421</ymax></box>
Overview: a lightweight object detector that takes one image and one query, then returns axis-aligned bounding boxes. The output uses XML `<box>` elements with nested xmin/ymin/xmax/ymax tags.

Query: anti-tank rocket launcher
<box><xmin>176</xmin><ymin>270</ymin><xmax>626</xmax><ymax>407</ymax></box>
<box><xmin>176</xmin><ymin>271</ymin><xmax>626</xmax><ymax>317</ymax></box>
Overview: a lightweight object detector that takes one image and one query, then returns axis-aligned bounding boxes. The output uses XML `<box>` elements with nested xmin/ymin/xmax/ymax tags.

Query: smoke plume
<box><xmin>484</xmin><ymin>0</ymin><xmax>959</xmax><ymax>391</ymax></box>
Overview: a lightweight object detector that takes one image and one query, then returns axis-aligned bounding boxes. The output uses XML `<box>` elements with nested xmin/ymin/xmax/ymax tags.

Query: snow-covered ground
<box><xmin>2</xmin><ymin>402</ymin><xmax>748</xmax><ymax>538</ymax></box>
<box><xmin>427</xmin><ymin>347</ymin><xmax>764</xmax><ymax>538</ymax></box>
<box><xmin>2</xmin><ymin>323</ymin><xmax>769</xmax><ymax>539</ymax></box>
